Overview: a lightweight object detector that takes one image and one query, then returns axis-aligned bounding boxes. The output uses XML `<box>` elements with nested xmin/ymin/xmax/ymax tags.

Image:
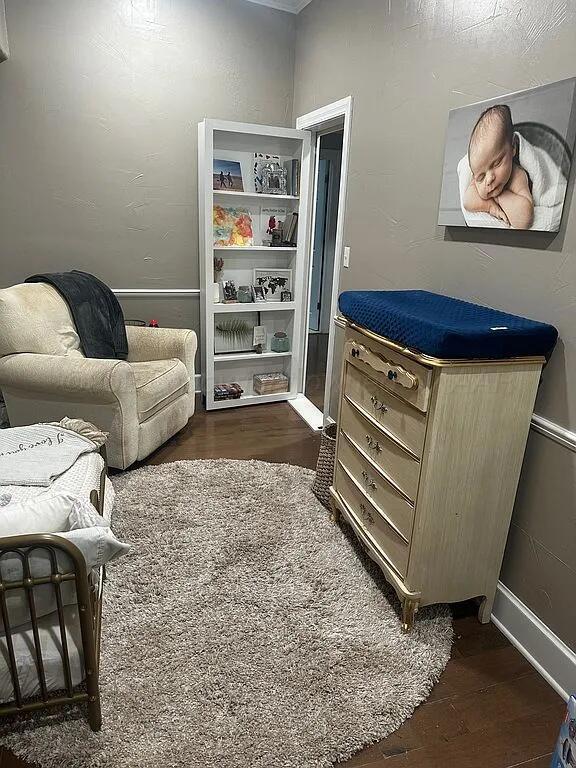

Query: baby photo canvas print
<box><xmin>438</xmin><ymin>77</ymin><xmax>576</xmax><ymax>231</ymax></box>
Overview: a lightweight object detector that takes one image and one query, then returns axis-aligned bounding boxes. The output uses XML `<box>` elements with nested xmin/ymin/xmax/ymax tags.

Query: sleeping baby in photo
<box><xmin>457</xmin><ymin>103</ymin><xmax>568</xmax><ymax>231</ymax></box>
<box><xmin>463</xmin><ymin>105</ymin><xmax>533</xmax><ymax>228</ymax></box>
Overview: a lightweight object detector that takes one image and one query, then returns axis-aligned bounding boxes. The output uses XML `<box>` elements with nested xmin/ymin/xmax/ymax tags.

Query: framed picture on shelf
<box><xmin>213</xmin><ymin>159</ymin><xmax>244</xmax><ymax>192</ymax></box>
<box><xmin>253</xmin><ymin>268</ymin><xmax>292</xmax><ymax>302</ymax></box>
<box><xmin>252</xmin><ymin>285</ymin><xmax>266</xmax><ymax>302</ymax></box>
<box><xmin>253</xmin><ymin>152</ymin><xmax>280</xmax><ymax>194</ymax></box>
<box><xmin>260</xmin><ymin>206</ymin><xmax>286</xmax><ymax>245</ymax></box>
<box><xmin>213</xmin><ymin>205</ymin><xmax>253</xmax><ymax>247</ymax></box>
<box><xmin>214</xmin><ymin>312</ymin><xmax>259</xmax><ymax>354</ymax></box>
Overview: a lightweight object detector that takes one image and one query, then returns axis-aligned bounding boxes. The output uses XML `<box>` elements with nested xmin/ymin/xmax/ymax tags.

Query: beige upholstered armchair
<box><xmin>0</xmin><ymin>283</ymin><xmax>197</xmax><ymax>469</ymax></box>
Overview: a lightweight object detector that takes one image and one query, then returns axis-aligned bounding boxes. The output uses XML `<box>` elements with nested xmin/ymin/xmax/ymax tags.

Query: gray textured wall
<box><xmin>294</xmin><ymin>0</ymin><xmax>576</xmax><ymax>648</ymax></box>
<box><xmin>0</xmin><ymin>0</ymin><xmax>295</xmax><ymax>338</ymax></box>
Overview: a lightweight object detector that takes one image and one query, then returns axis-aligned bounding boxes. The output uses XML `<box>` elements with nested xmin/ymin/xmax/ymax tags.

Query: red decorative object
<box><xmin>148</xmin><ymin>319</ymin><xmax>159</xmax><ymax>328</ymax></box>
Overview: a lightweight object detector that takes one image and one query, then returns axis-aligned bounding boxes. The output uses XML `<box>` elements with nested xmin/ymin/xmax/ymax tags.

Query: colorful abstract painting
<box><xmin>213</xmin><ymin>205</ymin><xmax>253</xmax><ymax>247</ymax></box>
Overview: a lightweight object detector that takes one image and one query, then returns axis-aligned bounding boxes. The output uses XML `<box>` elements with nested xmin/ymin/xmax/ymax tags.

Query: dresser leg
<box><xmin>478</xmin><ymin>594</ymin><xmax>494</xmax><ymax>624</ymax></box>
<box><xmin>402</xmin><ymin>598</ymin><xmax>419</xmax><ymax>633</ymax></box>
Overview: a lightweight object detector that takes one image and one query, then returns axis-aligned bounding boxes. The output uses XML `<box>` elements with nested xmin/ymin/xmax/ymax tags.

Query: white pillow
<box><xmin>0</xmin><ymin>492</ymin><xmax>78</xmax><ymax>537</ymax></box>
<box><xmin>0</xmin><ymin>282</ymin><xmax>83</xmax><ymax>357</ymax></box>
<box><xmin>0</xmin><ymin>497</ymin><xmax>129</xmax><ymax>631</ymax></box>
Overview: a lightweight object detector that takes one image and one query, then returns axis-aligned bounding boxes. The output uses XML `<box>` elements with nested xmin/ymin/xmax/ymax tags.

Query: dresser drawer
<box><xmin>344</xmin><ymin>363</ymin><xmax>427</xmax><ymax>458</ymax></box>
<box><xmin>335</xmin><ymin>463</ymin><xmax>410</xmax><ymax>577</ymax></box>
<box><xmin>337</xmin><ymin>432</ymin><xmax>415</xmax><ymax>541</ymax></box>
<box><xmin>345</xmin><ymin>328</ymin><xmax>432</xmax><ymax>412</ymax></box>
<box><xmin>340</xmin><ymin>398</ymin><xmax>421</xmax><ymax>502</ymax></box>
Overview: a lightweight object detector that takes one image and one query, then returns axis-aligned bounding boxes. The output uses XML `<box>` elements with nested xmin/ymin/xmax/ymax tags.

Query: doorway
<box><xmin>289</xmin><ymin>96</ymin><xmax>353</xmax><ymax>431</ymax></box>
<box><xmin>305</xmin><ymin>130</ymin><xmax>344</xmax><ymax>410</ymax></box>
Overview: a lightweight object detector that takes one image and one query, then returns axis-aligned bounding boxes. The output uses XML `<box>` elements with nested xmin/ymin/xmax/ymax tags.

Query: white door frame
<box><xmin>289</xmin><ymin>96</ymin><xmax>353</xmax><ymax>430</ymax></box>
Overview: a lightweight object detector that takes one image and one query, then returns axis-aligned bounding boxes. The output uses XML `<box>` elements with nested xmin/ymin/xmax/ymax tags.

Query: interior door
<box><xmin>308</xmin><ymin>158</ymin><xmax>330</xmax><ymax>331</ymax></box>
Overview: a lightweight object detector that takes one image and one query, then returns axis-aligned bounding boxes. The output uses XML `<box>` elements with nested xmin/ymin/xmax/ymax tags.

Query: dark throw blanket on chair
<box><xmin>25</xmin><ymin>270</ymin><xmax>128</xmax><ymax>360</ymax></box>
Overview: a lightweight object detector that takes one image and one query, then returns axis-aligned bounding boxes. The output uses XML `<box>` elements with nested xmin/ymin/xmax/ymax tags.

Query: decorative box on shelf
<box><xmin>253</xmin><ymin>372</ymin><xmax>289</xmax><ymax>395</ymax></box>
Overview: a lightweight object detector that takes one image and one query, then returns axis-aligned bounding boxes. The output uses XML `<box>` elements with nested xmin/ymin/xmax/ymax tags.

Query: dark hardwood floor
<box><xmin>1</xmin><ymin>403</ymin><xmax>565</xmax><ymax>768</ymax></box>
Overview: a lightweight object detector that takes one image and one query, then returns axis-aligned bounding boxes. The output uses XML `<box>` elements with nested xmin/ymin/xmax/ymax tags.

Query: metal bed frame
<box><xmin>0</xmin><ymin>446</ymin><xmax>108</xmax><ymax>732</ymax></box>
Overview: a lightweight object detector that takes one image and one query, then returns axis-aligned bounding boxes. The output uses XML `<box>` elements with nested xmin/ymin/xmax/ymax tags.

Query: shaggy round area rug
<box><xmin>1</xmin><ymin>460</ymin><xmax>452</xmax><ymax>768</ymax></box>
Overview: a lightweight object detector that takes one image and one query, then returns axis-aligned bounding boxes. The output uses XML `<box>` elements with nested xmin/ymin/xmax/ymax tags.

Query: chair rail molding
<box><xmin>112</xmin><ymin>288</ymin><xmax>200</xmax><ymax>297</ymax></box>
<box><xmin>530</xmin><ymin>412</ymin><xmax>576</xmax><ymax>452</ymax></box>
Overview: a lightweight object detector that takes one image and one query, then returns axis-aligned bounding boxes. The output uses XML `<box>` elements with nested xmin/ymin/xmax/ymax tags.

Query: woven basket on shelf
<box><xmin>312</xmin><ymin>423</ymin><xmax>338</xmax><ymax>509</ymax></box>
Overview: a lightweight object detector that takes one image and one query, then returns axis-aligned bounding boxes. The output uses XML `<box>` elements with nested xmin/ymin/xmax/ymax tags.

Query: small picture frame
<box><xmin>280</xmin><ymin>290</ymin><xmax>292</xmax><ymax>302</ymax></box>
<box><xmin>221</xmin><ymin>280</ymin><xmax>238</xmax><ymax>303</ymax></box>
<box><xmin>252</xmin><ymin>285</ymin><xmax>266</xmax><ymax>303</ymax></box>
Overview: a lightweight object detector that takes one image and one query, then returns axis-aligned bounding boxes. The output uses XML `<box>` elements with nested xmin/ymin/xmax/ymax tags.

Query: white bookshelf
<box><xmin>198</xmin><ymin>119</ymin><xmax>312</xmax><ymax>410</ymax></box>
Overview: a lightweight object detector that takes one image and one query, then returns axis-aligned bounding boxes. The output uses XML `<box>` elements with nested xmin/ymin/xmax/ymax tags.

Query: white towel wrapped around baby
<box><xmin>457</xmin><ymin>131</ymin><xmax>567</xmax><ymax>231</ymax></box>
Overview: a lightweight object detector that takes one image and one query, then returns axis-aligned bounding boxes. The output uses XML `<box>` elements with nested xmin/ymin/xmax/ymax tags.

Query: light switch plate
<box><xmin>343</xmin><ymin>246</ymin><xmax>350</xmax><ymax>268</ymax></box>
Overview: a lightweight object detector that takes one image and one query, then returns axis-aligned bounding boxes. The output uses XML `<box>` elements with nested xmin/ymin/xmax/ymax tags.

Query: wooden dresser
<box><xmin>329</xmin><ymin>320</ymin><xmax>545</xmax><ymax>631</ymax></box>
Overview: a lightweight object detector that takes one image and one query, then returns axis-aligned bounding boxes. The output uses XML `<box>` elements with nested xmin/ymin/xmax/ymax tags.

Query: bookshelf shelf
<box><xmin>213</xmin><ymin>190</ymin><xmax>299</xmax><ymax>201</ymax></box>
<box><xmin>213</xmin><ymin>246</ymin><xmax>296</xmax><ymax>252</ymax></box>
<box><xmin>212</xmin><ymin>301</ymin><xmax>295</xmax><ymax>313</ymax></box>
<box><xmin>214</xmin><ymin>351</ymin><xmax>292</xmax><ymax>362</ymax></box>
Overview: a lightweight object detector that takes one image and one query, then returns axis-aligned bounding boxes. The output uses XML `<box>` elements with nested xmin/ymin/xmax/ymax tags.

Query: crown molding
<box><xmin>241</xmin><ymin>0</ymin><xmax>313</xmax><ymax>13</ymax></box>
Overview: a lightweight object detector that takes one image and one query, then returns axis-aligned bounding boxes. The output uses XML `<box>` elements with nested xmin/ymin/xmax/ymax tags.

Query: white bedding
<box><xmin>0</xmin><ymin>605</ymin><xmax>85</xmax><ymax>704</ymax></box>
<box><xmin>0</xmin><ymin>451</ymin><xmax>115</xmax><ymax>704</ymax></box>
<box><xmin>1</xmin><ymin>451</ymin><xmax>114</xmax><ymax>523</ymax></box>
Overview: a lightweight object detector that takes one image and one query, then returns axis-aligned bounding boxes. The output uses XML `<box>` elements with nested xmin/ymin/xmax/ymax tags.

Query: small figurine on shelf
<box><xmin>213</xmin><ymin>256</ymin><xmax>225</xmax><ymax>304</ymax></box>
<box><xmin>148</xmin><ymin>319</ymin><xmax>159</xmax><ymax>328</ymax></box>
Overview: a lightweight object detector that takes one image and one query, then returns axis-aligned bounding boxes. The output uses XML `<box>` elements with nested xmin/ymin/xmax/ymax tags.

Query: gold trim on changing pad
<box><xmin>339</xmin><ymin>318</ymin><xmax>547</xmax><ymax>368</ymax></box>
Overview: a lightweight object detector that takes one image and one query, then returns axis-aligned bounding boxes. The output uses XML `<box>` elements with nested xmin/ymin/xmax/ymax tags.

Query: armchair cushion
<box><xmin>130</xmin><ymin>358</ymin><xmax>190</xmax><ymax>422</ymax></box>
<box><xmin>0</xmin><ymin>283</ymin><xmax>82</xmax><ymax>358</ymax></box>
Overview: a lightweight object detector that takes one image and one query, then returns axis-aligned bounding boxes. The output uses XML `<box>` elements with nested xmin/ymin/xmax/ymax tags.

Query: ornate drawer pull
<box><xmin>346</xmin><ymin>340</ymin><xmax>418</xmax><ymax>390</ymax></box>
<box><xmin>361</xmin><ymin>470</ymin><xmax>377</xmax><ymax>491</ymax></box>
<box><xmin>365</xmin><ymin>434</ymin><xmax>383</xmax><ymax>453</ymax></box>
<box><xmin>370</xmin><ymin>395</ymin><xmax>389</xmax><ymax>413</ymax></box>
<box><xmin>359</xmin><ymin>502</ymin><xmax>374</xmax><ymax>525</ymax></box>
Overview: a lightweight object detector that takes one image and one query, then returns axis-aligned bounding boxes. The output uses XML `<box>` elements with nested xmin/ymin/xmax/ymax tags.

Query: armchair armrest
<box><xmin>126</xmin><ymin>326</ymin><xmax>197</xmax><ymax>378</ymax></box>
<box><xmin>0</xmin><ymin>354</ymin><xmax>139</xmax><ymax>469</ymax></box>
<box><xmin>0</xmin><ymin>353</ymin><xmax>134</xmax><ymax>404</ymax></box>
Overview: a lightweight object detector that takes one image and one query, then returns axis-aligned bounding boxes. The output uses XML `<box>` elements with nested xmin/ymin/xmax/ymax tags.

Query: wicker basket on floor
<box><xmin>312</xmin><ymin>422</ymin><xmax>338</xmax><ymax>509</ymax></box>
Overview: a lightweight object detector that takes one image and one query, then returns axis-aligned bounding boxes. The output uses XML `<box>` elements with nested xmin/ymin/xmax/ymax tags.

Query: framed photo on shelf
<box><xmin>213</xmin><ymin>159</ymin><xmax>244</xmax><ymax>192</ymax></box>
<box><xmin>253</xmin><ymin>152</ymin><xmax>280</xmax><ymax>194</ymax></box>
<box><xmin>252</xmin><ymin>285</ymin><xmax>266</xmax><ymax>302</ymax></box>
<box><xmin>253</xmin><ymin>268</ymin><xmax>293</xmax><ymax>302</ymax></box>
<box><xmin>260</xmin><ymin>206</ymin><xmax>286</xmax><ymax>245</ymax></box>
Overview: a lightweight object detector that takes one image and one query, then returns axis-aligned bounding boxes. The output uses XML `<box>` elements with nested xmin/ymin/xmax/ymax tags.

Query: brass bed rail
<box><xmin>0</xmin><ymin>445</ymin><xmax>108</xmax><ymax>732</ymax></box>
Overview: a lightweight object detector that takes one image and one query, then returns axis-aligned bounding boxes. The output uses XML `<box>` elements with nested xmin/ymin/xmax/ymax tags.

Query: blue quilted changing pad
<box><xmin>338</xmin><ymin>290</ymin><xmax>558</xmax><ymax>361</ymax></box>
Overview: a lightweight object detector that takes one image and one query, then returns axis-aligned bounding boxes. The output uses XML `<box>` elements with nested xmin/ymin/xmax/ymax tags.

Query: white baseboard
<box><xmin>492</xmin><ymin>582</ymin><xmax>576</xmax><ymax>701</ymax></box>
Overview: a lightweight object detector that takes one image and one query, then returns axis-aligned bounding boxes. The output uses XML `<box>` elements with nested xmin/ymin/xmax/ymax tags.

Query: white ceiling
<box><xmin>241</xmin><ymin>0</ymin><xmax>314</xmax><ymax>14</ymax></box>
